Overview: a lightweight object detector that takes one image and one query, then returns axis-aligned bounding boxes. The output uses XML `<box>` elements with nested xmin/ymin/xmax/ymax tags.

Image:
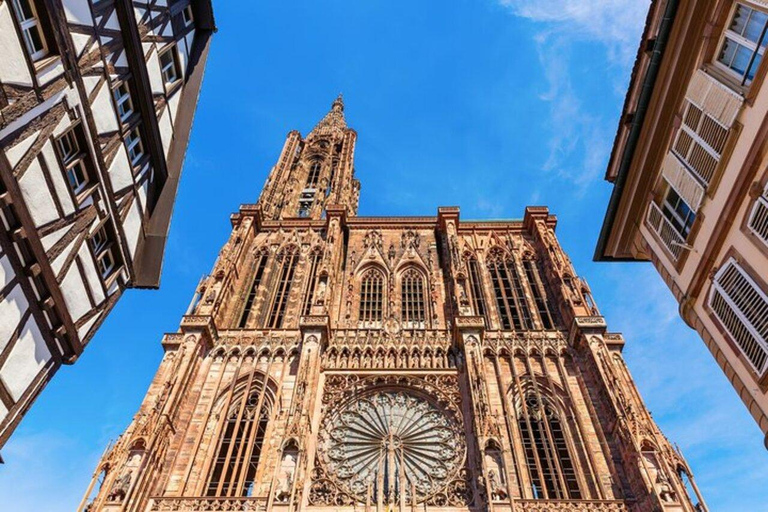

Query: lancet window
<box><xmin>302</xmin><ymin>249</ymin><xmax>322</xmax><ymax>316</ymax></box>
<box><xmin>238</xmin><ymin>249</ymin><xmax>269</xmax><ymax>328</ymax></box>
<box><xmin>359</xmin><ymin>268</ymin><xmax>384</xmax><ymax>327</ymax></box>
<box><xmin>266</xmin><ymin>247</ymin><xmax>298</xmax><ymax>328</ymax></box>
<box><xmin>306</xmin><ymin>160</ymin><xmax>322</xmax><ymax>188</ymax></box>
<box><xmin>206</xmin><ymin>374</ymin><xmax>275</xmax><ymax>497</ymax></box>
<box><xmin>488</xmin><ymin>251</ymin><xmax>532</xmax><ymax>330</ymax></box>
<box><xmin>523</xmin><ymin>259</ymin><xmax>555</xmax><ymax>329</ymax></box>
<box><xmin>401</xmin><ymin>268</ymin><xmax>426</xmax><ymax>328</ymax></box>
<box><xmin>517</xmin><ymin>393</ymin><xmax>581</xmax><ymax>500</ymax></box>
<box><xmin>465</xmin><ymin>254</ymin><xmax>487</xmax><ymax>319</ymax></box>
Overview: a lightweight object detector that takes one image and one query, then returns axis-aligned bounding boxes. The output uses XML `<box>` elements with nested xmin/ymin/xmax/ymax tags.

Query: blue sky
<box><xmin>2</xmin><ymin>1</ymin><xmax>768</xmax><ymax>510</ymax></box>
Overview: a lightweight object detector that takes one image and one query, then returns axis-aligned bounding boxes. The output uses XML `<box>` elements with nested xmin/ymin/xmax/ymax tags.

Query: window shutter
<box><xmin>661</xmin><ymin>153</ymin><xmax>705</xmax><ymax>211</ymax></box>
<box><xmin>710</xmin><ymin>259</ymin><xmax>768</xmax><ymax>376</ymax></box>
<box><xmin>686</xmin><ymin>70</ymin><xmax>743</xmax><ymax>128</ymax></box>
<box><xmin>748</xmin><ymin>186</ymin><xmax>768</xmax><ymax>247</ymax></box>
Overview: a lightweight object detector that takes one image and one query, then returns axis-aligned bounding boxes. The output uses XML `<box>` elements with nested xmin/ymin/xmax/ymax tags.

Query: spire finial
<box><xmin>332</xmin><ymin>94</ymin><xmax>344</xmax><ymax>112</ymax></box>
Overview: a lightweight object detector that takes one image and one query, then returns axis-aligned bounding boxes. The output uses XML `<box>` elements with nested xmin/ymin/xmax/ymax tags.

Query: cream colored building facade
<box><xmin>79</xmin><ymin>99</ymin><xmax>707</xmax><ymax>512</ymax></box>
<box><xmin>596</xmin><ymin>0</ymin><xmax>768</xmax><ymax>446</ymax></box>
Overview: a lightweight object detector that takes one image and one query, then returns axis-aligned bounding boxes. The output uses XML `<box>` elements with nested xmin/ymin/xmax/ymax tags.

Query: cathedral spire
<box><xmin>308</xmin><ymin>94</ymin><xmax>347</xmax><ymax>138</ymax></box>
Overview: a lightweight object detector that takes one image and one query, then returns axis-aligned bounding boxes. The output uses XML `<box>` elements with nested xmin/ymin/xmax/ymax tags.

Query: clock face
<box><xmin>319</xmin><ymin>389</ymin><xmax>464</xmax><ymax>503</ymax></box>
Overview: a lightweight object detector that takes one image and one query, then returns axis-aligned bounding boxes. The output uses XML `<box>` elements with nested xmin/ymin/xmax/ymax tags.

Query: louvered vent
<box><xmin>710</xmin><ymin>259</ymin><xmax>768</xmax><ymax>376</ymax></box>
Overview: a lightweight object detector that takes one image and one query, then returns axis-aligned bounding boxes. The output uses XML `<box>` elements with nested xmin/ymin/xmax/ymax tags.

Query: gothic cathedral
<box><xmin>80</xmin><ymin>98</ymin><xmax>708</xmax><ymax>512</ymax></box>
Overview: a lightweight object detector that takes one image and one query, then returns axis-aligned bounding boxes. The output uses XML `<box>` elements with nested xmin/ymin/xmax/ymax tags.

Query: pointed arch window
<box><xmin>523</xmin><ymin>259</ymin><xmax>555</xmax><ymax>329</ymax></box>
<box><xmin>238</xmin><ymin>249</ymin><xmax>269</xmax><ymax>328</ymax></box>
<box><xmin>302</xmin><ymin>249</ymin><xmax>322</xmax><ymax>316</ymax></box>
<box><xmin>306</xmin><ymin>160</ymin><xmax>322</xmax><ymax>188</ymax></box>
<box><xmin>518</xmin><ymin>394</ymin><xmax>580</xmax><ymax>500</ymax></box>
<box><xmin>401</xmin><ymin>268</ymin><xmax>426</xmax><ymax>329</ymax></box>
<box><xmin>488</xmin><ymin>252</ymin><xmax>532</xmax><ymax>330</ymax></box>
<box><xmin>359</xmin><ymin>268</ymin><xmax>384</xmax><ymax>327</ymax></box>
<box><xmin>206</xmin><ymin>375</ymin><xmax>275</xmax><ymax>497</ymax></box>
<box><xmin>266</xmin><ymin>248</ymin><xmax>298</xmax><ymax>328</ymax></box>
<box><xmin>465</xmin><ymin>254</ymin><xmax>487</xmax><ymax>320</ymax></box>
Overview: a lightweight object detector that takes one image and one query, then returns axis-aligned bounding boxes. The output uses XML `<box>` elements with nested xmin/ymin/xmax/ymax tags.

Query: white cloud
<box><xmin>498</xmin><ymin>0</ymin><xmax>648</xmax><ymax>191</ymax></box>
<box><xmin>499</xmin><ymin>0</ymin><xmax>649</xmax><ymax>66</ymax></box>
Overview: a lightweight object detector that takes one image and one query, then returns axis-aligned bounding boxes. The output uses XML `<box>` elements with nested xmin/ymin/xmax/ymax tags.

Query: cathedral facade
<box><xmin>80</xmin><ymin>98</ymin><xmax>707</xmax><ymax>512</ymax></box>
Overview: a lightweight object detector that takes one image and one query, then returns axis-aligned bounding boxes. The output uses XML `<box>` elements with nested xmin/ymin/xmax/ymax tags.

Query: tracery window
<box><xmin>238</xmin><ymin>249</ymin><xmax>269</xmax><ymax>328</ymax></box>
<box><xmin>302</xmin><ymin>249</ymin><xmax>322</xmax><ymax>316</ymax></box>
<box><xmin>307</xmin><ymin>160</ymin><xmax>322</xmax><ymax>188</ymax></box>
<box><xmin>465</xmin><ymin>254</ymin><xmax>487</xmax><ymax>320</ymax></box>
<box><xmin>206</xmin><ymin>374</ymin><xmax>275</xmax><ymax>497</ymax></box>
<box><xmin>359</xmin><ymin>268</ymin><xmax>384</xmax><ymax>327</ymax></box>
<box><xmin>401</xmin><ymin>268</ymin><xmax>426</xmax><ymax>329</ymax></box>
<box><xmin>518</xmin><ymin>394</ymin><xmax>580</xmax><ymax>500</ymax></box>
<box><xmin>523</xmin><ymin>259</ymin><xmax>555</xmax><ymax>329</ymax></box>
<box><xmin>488</xmin><ymin>251</ymin><xmax>532</xmax><ymax>330</ymax></box>
<box><xmin>266</xmin><ymin>247</ymin><xmax>298</xmax><ymax>328</ymax></box>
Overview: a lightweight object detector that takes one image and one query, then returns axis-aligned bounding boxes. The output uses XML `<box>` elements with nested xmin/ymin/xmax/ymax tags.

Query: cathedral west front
<box><xmin>79</xmin><ymin>98</ymin><xmax>709</xmax><ymax>512</ymax></box>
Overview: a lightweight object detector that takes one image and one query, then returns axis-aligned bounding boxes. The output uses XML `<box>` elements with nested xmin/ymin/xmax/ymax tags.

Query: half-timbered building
<box><xmin>0</xmin><ymin>0</ymin><xmax>215</xmax><ymax>449</ymax></box>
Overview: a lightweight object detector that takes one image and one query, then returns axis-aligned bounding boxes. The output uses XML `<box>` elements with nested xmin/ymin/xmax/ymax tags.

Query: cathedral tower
<box><xmin>80</xmin><ymin>99</ymin><xmax>708</xmax><ymax>512</ymax></box>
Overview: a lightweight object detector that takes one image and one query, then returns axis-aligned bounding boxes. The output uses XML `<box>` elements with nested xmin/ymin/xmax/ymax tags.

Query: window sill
<box><xmin>74</xmin><ymin>183</ymin><xmax>99</xmax><ymax>206</ymax></box>
<box><xmin>33</xmin><ymin>55</ymin><xmax>61</xmax><ymax>74</ymax></box>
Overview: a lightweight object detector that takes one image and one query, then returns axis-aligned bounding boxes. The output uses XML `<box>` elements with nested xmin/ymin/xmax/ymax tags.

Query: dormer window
<box><xmin>716</xmin><ymin>3</ymin><xmax>768</xmax><ymax>86</ymax></box>
<box><xmin>125</xmin><ymin>127</ymin><xmax>144</xmax><ymax>166</ymax></box>
<box><xmin>159</xmin><ymin>46</ymin><xmax>181</xmax><ymax>87</ymax></box>
<box><xmin>90</xmin><ymin>224</ymin><xmax>120</xmax><ymax>279</ymax></box>
<box><xmin>182</xmin><ymin>5</ymin><xmax>194</xmax><ymax>26</ymax></box>
<box><xmin>56</xmin><ymin>127</ymin><xmax>91</xmax><ymax>195</ymax></box>
<box><xmin>11</xmin><ymin>0</ymin><xmax>50</xmax><ymax>62</ymax></box>
<box><xmin>114</xmin><ymin>82</ymin><xmax>134</xmax><ymax>123</ymax></box>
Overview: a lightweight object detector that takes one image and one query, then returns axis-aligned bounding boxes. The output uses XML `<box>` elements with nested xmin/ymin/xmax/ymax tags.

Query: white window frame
<box><xmin>159</xmin><ymin>47</ymin><xmax>180</xmax><ymax>86</ymax></box>
<box><xmin>91</xmin><ymin>225</ymin><xmax>116</xmax><ymax>278</ymax></box>
<box><xmin>11</xmin><ymin>0</ymin><xmax>49</xmax><ymax>62</ymax></box>
<box><xmin>125</xmin><ymin>127</ymin><xmax>144</xmax><ymax>166</ymax></box>
<box><xmin>114</xmin><ymin>82</ymin><xmax>134</xmax><ymax>123</ymax></box>
<box><xmin>715</xmin><ymin>2</ymin><xmax>768</xmax><ymax>86</ymax></box>
<box><xmin>710</xmin><ymin>258</ymin><xmax>768</xmax><ymax>376</ymax></box>
<box><xmin>182</xmin><ymin>5</ymin><xmax>194</xmax><ymax>26</ymax></box>
<box><xmin>57</xmin><ymin>130</ymin><xmax>89</xmax><ymax>194</ymax></box>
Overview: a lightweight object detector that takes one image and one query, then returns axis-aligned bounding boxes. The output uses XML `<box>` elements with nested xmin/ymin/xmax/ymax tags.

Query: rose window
<box><xmin>319</xmin><ymin>389</ymin><xmax>464</xmax><ymax>503</ymax></box>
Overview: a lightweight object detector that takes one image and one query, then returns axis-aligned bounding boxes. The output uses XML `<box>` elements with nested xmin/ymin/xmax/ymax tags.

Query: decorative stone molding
<box><xmin>149</xmin><ymin>497</ymin><xmax>266</xmax><ymax>511</ymax></box>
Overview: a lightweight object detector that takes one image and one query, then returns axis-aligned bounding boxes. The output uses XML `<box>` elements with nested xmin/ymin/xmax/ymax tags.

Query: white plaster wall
<box><xmin>108</xmin><ymin>147</ymin><xmax>135</xmax><ymax>193</ymax></box>
<box><xmin>105</xmin><ymin>10</ymin><xmax>120</xmax><ymax>31</ymax></box>
<box><xmin>0</xmin><ymin>317</ymin><xmax>51</xmax><ymax>401</ymax></box>
<box><xmin>146</xmin><ymin>49</ymin><xmax>164</xmax><ymax>96</ymax></box>
<box><xmin>61</xmin><ymin>0</ymin><xmax>93</xmax><ymax>25</ymax></box>
<box><xmin>41</xmin><ymin>225</ymin><xmax>70</xmax><ymax>252</ymax></box>
<box><xmin>5</xmin><ymin>131</ymin><xmax>40</xmax><ymax>169</ymax></box>
<box><xmin>51</xmin><ymin>236</ymin><xmax>77</xmax><ymax>277</ymax></box>
<box><xmin>60</xmin><ymin>261</ymin><xmax>92</xmax><ymax>322</ymax></box>
<box><xmin>82</xmin><ymin>75</ymin><xmax>102</xmax><ymax>97</ymax></box>
<box><xmin>168</xmin><ymin>90</ymin><xmax>182</xmax><ymax>129</ymax></box>
<box><xmin>19</xmin><ymin>159</ymin><xmax>59</xmax><ymax>227</ymax></box>
<box><xmin>37</xmin><ymin>59</ymin><xmax>65</xmax><ymax>88</ymax></box>
<box><xmin>0</xmin><ymin>254</ymin><xmax>13</xmax><ymax>289</ymax></box>
<box><xmin>159</xmin><ymin>109</ymin><xmax>173</xmax><ymax>157</ymax></box>
<box><xmin>123</xmin><ymin>199</ymin><xmax>143</xmax><ymax>258</ymax></box>
<box><xmin>0</xmin><ymin>6</ymin><xmax>33</xmax><ymax>85</ymax></box>
<box><xmin>77</xmin><ymin>313</ymin><xmax>100</xmax><ymax>340</ymax></box>
<box><xmin>40</xmin><ymin>143</ymin><xmax>76</xmax><ymax>216</ymax></box>
<box><xmin>71</xmin><ymin>32</ymin><xmax>91</xmax><ymax>57</ymax></box>
<box><xmin>92</xmin><ymin>84</ymin><xmax>119</xmax><ymax>135</ymax></box>
<box><xmin>0</xmin><ymin>284</ymin><xmax>29</xmax><ymax>353</ymax></box>
<box><xmin>79</xmin><ymin>245</ymin><xmax>105</xmax><ymax>305</ymax></box>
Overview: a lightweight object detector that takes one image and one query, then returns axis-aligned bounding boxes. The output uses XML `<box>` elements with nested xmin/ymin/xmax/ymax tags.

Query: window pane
<box><xmin>731</xmin><ymin>42</ymin><xmax>753</xmax><ymax>77</ymax></box>
<box><xmin>719</xmin><ymin>38</ymin><xmax>738</xmax><ymax>67</ymax></box>
<box><xmin>731</xmin><ymin>4</ymin><xmax>751</xmax><ymax>36</ymax></box>
<box><xmin>745</xmin><ymin>9</ymin><xmax>767</xmax><ymax>44</ymax></box>
<box><xmin>13</xmin><ymin>0</ymin><xmax>35</xmax><ymax>21</ymax></box>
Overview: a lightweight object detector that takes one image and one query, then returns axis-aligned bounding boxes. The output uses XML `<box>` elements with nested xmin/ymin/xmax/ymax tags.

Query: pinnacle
<box><xmin>309</xmin><ymin>94</ymin><xmax>347</xmax><ymax>137</ymax></box>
